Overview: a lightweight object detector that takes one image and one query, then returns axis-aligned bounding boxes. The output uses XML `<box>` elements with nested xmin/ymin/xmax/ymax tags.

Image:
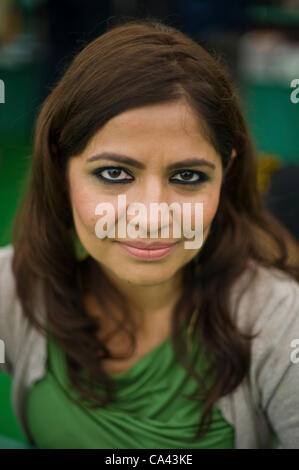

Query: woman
<box><xmin>0</xmin><ymin>19</ymin><xmax>299</xmax><ymax>449</ymax></box>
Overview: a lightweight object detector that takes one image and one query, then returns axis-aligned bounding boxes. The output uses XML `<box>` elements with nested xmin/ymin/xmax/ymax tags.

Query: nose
<box><xmin>127</xmin><ymin>177</ymin><xmax>174</xmax><ymax>239</ymax></box>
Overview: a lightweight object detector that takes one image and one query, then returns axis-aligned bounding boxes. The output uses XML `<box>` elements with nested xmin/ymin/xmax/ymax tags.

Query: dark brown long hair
<box><xmin>11</xmin><ymin>18</ymin><xmax>299</xmax><ymax>442</ymax></box>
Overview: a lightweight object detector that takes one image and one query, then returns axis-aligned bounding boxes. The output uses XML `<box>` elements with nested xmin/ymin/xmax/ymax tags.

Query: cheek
<box><xmin>69</xmin><ymin>180</ymin><xmax>102</xmax><ymax>235</ymax></box>
<box><xmin>179</xmin><ymin>189</ymin><xmax>221</xmax><ymax>255</ymax></box>
<box><xmin>202</xmin><ymin>190</ymin><xmax>221</xmax><ymax>228</ymax></box>
<box><xmin>70</xmin><ymin>186</ymin><xmax>122</xmax><ymax>245</ymax></box>
<box><xmin>187</xmin><ymin>187</ymin><xmax>221</xmax><ymax>233</ymax></box>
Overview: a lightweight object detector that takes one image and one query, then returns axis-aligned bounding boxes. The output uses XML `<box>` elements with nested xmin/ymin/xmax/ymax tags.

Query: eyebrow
<box><xmin>86</xmin><ymin>152</ymin><xmax>216</xmax><ymax>170</ymax></box>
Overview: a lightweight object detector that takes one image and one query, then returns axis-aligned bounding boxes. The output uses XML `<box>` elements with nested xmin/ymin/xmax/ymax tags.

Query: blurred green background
<box><xmin>0</xmin><ymin>61</ymin><xmax>44</xmax><ymax>443</ymax></box>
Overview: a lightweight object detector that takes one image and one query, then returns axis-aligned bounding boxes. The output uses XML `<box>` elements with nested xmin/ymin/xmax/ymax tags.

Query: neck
<box><xmin>98</xmin><ymin>265</ymin><xmax>184</xmax><ymax>331</ymax></box>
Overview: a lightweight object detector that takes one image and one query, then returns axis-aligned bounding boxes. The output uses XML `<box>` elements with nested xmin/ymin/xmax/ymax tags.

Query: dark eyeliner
<box><xmin>91</xmin><ymin>166</ymin><xmax>210</xmax><ymax>186</ymax></box>
<box><xmin>91</xmin><ymin>166</ymin><xmax>134</xmax><ymax>184</ymax></box>
<box><xmin>170</xmin><ymin>170</ymin><xmax>210</xmax><ymax>185</ymax></box>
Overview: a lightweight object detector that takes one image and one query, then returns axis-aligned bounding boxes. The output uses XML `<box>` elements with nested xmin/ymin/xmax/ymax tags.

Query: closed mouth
<box><xmin>115</xmin><ymin>241</ymin><xmax>179</xmax><ymax>250</ymax></box>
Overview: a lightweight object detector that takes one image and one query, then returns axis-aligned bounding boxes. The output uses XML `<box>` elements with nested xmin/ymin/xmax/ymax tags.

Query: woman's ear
<box><xmin>227</xmin><ymin>148</ymin><xmax>237</xmax><ymax>169</ymax></box>
<box><xmin>223</xmin><ymin>148</ymin><xmax>237</xmax><ymax>180</ymax></box>
<box><xmin>231</xmin><ymin>148</ymin><xmax>237</xmax><ymax>159</ymax></box>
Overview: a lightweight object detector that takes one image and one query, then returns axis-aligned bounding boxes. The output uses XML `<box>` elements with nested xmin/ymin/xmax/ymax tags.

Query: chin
<box><xmin>118</xmin><ymin>268</ymin><xmax>175</xmax><ymax>286</ymax></box>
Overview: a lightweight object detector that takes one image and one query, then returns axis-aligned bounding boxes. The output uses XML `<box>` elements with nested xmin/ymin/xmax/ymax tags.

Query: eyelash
<box><xmin>91</xmin><ymin>166</ymin><xmax>210</xmax><ymax>186</ymax></box>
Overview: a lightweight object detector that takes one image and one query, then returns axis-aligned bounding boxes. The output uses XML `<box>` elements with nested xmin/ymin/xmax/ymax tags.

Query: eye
<box><xmin>92</xmin><ymin>166</ymin><xmax>210</xmax><ymax>186</ymax></box>
<box><xmin>169</xmin><ymin>170</ymin><xmax>209</xmax><ymax>185</ymax></box>
<box><xmin>92</xmin><ymin>166</ymin><xmax>134</xmax><ymax>184</ymax></box>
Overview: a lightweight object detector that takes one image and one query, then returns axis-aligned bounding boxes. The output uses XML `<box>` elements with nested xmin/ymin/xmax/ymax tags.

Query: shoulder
<box><xmin>229</xmin><ymin>259</ymin><xmax>299</xmax><ymax>334</ymax></box>
<box><xmin>0</xmin><ymin>244</ymin><xmax>37</xmax><ymax>374</ymax></box>
<box><xmin>0</xmin><ymin>244</ymin><xmax>17</xmax><ymax>319</ymax></box>
<box><xmin>231</xmin><ymin>261</ymin><xmax>299</xmax><ymax>443</ymax></box>
<box><xmin>0</xmin><ymin>243</ymin><xmax>14</xmax><ymax>265</ymax></box>
<box><xmin>0</xmin><ymin>244</ymin><xmax>18</xmax><ymax>373</ymax></box>
<box><xmin>230</xmin><ymin>261</ymin><xmax>299</xmax><ymax>381</ymax></box>
<box><xmin>0</xmin><ymin>242</ymin><xmax>46</xmax><ymax>327</ymax></box>
<box><xmin>0</xmin><ymin>244</ymin><xmax>46</xmax><ymax>378</ymax></box>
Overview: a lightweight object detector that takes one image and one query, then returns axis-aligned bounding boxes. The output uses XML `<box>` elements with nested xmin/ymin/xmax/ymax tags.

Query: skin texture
<box><xmin>66</xmin><ymin>100</ymin><xmax>231</xmax><ymax>347</ymax></box>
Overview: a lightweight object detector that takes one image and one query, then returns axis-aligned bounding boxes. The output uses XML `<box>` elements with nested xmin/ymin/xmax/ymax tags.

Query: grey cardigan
<box><xmin>1</xmin><ymin>244</ymin><xmax>299</xmax><ymax>449</ymax></box>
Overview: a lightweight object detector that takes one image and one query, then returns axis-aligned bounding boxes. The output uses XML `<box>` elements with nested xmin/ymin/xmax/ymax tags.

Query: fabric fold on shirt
<box><xmin>25</xmin><ymin>328</ymin><xmax>235</xmax><ymax>449</ymax></box>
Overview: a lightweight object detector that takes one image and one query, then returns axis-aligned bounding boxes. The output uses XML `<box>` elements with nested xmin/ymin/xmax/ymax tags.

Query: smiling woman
<box><xmin>0</xmin><ymin>18</ymin><xmax>299</xmax><ymax>450</ymax></box>
<box><xmin>66</xmin><ymin>99</ymin><xmax>223</xmax><ymax>297</ymax></box>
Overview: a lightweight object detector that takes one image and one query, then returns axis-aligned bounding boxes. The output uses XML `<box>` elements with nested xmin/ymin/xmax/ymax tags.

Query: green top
<box><xmin>25</xmin><ymin>329</ymin><xmax>235</xmax><ymax>449</ymax></box>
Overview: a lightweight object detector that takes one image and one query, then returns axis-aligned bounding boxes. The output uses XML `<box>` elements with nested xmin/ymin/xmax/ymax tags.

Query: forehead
<box><xmin>90</xmin><ymin>100</ymin><xmax>211</xmax><ymax>145</ymax></box>
<box><xmin>79</xmin><ymin>100</ymin><xmax>221</xmax><ymax>169</ymax></box>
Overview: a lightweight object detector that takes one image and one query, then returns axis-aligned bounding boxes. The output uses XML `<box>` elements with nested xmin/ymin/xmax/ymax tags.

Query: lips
<box><xmin>116</xmin><ymin>240</ymin><xmax>178</xmax><ymax>249</ymax></box>
<box><xmin>115</xmin><ymin>240</ymin><xmax>178</xmax><ymax>261</ymax></box>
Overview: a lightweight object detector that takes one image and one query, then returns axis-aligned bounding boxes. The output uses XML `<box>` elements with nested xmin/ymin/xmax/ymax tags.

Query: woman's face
<box><xmin>67</xmin><ymin>100</ymin><xmax>223</xmax><ymax>287</ymax></box>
